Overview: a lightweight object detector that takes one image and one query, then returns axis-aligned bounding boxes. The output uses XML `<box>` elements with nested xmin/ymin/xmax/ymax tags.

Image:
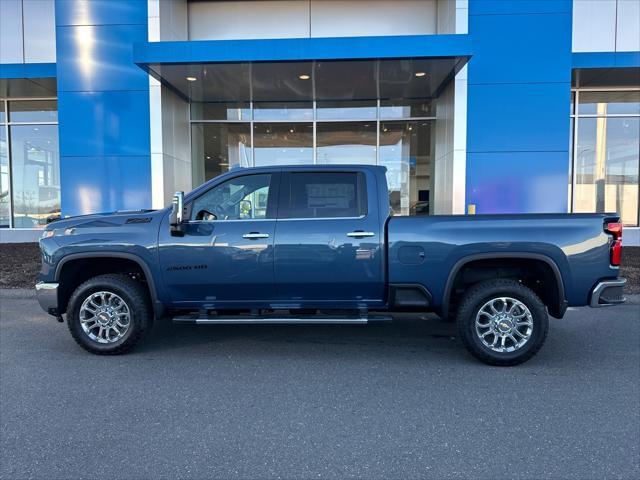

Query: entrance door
<box><xmin>273</xmin><ymin>170</ymin><xmax>385</xmax><ymax>307</ymax></box>
<box><xmin>158</xmin><ymin>172</ymin><xmax>280</xmax><ymax>307</ymax></box>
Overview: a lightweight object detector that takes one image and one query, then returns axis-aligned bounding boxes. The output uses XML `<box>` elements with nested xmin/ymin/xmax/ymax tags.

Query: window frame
<box><xmin>277</xmin><ymin>170</ymin><xmax>368</xmax><ymax>220</ymax></box>
<box><xmin>186</xmin><ymin>172</ymin><xmax>280</xmax><ymax>223</ymax></box>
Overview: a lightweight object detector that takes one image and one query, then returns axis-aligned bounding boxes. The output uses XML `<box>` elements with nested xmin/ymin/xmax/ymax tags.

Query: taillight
<box><xmin>606</xmin><ymin>222</ymin><xmax>623</xmax><ymax>266</ymax></box>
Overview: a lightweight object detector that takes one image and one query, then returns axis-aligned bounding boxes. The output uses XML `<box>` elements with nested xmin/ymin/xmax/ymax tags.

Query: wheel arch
<box><xmin>55</xmin><ymin>252</ymin><xmax>161</xmax><ymax>315</ymax></box>
<box><xmin>442</xmin><ymin>252</ymin><xmax>567</xmax><ymax>319</ymax></box>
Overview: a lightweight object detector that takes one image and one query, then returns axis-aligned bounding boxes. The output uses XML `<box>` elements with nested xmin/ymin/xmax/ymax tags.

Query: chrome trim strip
<box><xmin>590</xmin><ymin>278</ymin><xmax>627</xmax><ymax>307</ymax></box>
<box><xmin>173</xmin><ymin>317</ymin><xmax>371</xmax><ymax>325</ymax></box>
<box><xmin>35</xmin><ymin>282</ymin><xmax>59</xmax><ymax>313</ymax></box>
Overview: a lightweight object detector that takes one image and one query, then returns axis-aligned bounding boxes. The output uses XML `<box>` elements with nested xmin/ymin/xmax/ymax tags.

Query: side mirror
<box><xmin>170</xmin><ymin>191</ymin><xmax>185</xmax><ymax>236</ymax></box>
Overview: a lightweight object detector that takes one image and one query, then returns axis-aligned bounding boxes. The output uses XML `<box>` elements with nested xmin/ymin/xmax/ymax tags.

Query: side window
<box><xmin>287</xmin><ymin>172</ymin><xmax>366</xmax><ymax>219</ymax></box>
<box><xmin>191</xmin><ymin>174</ymin><xmax>272</xmax><ymax>221</ymax></box>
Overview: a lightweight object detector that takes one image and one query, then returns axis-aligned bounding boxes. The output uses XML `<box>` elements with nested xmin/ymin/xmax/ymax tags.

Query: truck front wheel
<box><xmin>66</xmin><ymin>274</ymin><xmax>153</xmax><ymax>355</ymax></box>
<box><xmin>456</xmin><ymin>279</ymin><xmax>549</xmax><ymax>366</ymax></box>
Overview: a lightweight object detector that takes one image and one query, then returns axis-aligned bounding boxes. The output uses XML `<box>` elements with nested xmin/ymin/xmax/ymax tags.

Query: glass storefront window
<box><xmin>577</xmin><ymin>91</ymin><xmax>640</xmax><ymax>116</ymax></box>
<box><xmin>380</xmin><ymin>99</ymin><xmax>433</xmax><ymax>119</ymax></box>
<box><xmin>190</xmin><ymin>102</ymin><xmax>251</xmax><ymax>121</ymax></box>
<box><xmin>0</xmin><ymin>128</ymin><xmax>9</xmax><ymax>227</ymax></box>
<box><xmin>190</xmin><ymin>99</ymin><xmax>437</xmax><ymax>215</ymax></box>
<box><xmin>316</xmin><ymin>122</ymin><xmax>377</xmax><ymax>165</ymax></box>
<box><xmin>253</xmin><ymin>102</ymin><xmax>313</xmax><ymax>121</ymax></box>
<box><xmin>9</xmin><ymin>124</ymin><xmax>60</xmax><ymax>227</ymax></box>
<box><xmin>253</xmin><ymin>123</ymin><xmax>313</xmax><ymax>166</ymax></box>
<box><xmin>573</xmin><ymin>117</ymin><xmax>639</xmax><ymax>226</ymax></box>
<box><xmin>316</xmin><ymin>100</ymin><xmax>377</xmax><ymax>120</ymax></box>
<box><xmin>379</xmin><ymin>121</ymin><xmax>433</xmax><ymax>216</ymax></box>
<box><xmin>571</xmin><ymin>89</ymin><xmax>640</xmax><ymax>226</ymax></box>
<box><xmin>8</xmin><ymin>100</ymin><xmax>58</xmax><ymax>123</ymax></box>
<box><xmin>191</xmin><ymin>123</ymin><xmax>252</xmax><ymax>185</ymax></box>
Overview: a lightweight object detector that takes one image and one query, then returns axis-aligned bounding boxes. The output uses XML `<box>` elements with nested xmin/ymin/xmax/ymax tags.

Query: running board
<box><xmin>172</xmin><ymin>315</ymin><xmax>393</xmax><ymax>325</ymax></box>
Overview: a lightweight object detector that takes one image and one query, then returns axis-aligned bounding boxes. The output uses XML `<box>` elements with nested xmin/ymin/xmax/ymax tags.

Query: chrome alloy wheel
<box><xmin>79</xmin><ymin>291</ymin><xmax>131</xmax><ymax>344</ymax></box>
<box><xmin>475</xmin><ymin>297</ymin><xmax>534</xmax><ymax>353</ymax></box>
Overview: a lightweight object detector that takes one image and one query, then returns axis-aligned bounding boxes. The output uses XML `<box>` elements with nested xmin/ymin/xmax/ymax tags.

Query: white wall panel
<box><xmin>616</xmin><ymin>0</ymin><xmax>640</xmax><ymax>52</ymax></box>
<box><xmin>573</xmin><ymin>0</ymin><xmax>617</xmax><ymax>52</ymax></box>
<box><xmin>188</xmin><ymin>0</ymin><xmax>439</xmax><ymax>40</ymax></box>
<box><xmin>160</xmin><ymin>0</ymin><xmax>188</xmax><ymax>41</ymax></box>
<box><xmin>23</xmin><ymin>0</ymin><xmax>56</xmax><ymax>63</ymax></box>
<box><xmin>189</xmin><ymin>1</ymin><xmax>310</xmax><ymax>40</ymax></box>
<box><xmin>311</xmin><ymin>0</ymin><xmax>437</xmax><ymax>38</ymax></box>
<box><xmin>437</xmin><ymin>0</ymin><xmax>455</xmax><ymax>34</ymax></box>
<box><xmin>0</xmin><ymin>0</ymin><xmax>25</xmax><ymax>64</ymax></box>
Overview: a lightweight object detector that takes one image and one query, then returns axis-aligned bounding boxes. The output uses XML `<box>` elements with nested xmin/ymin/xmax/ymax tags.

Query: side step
<box><xmin>172</xmin><ymin>314</ymin><xmax>393</xmax><ymax>325</ymax></box>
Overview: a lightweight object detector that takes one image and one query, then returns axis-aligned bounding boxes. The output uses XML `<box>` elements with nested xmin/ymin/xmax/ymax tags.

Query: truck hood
<box><xmin>44</xmin><ymin>209</ymin><xmax>165</xmax><ymax>232</ymax></box>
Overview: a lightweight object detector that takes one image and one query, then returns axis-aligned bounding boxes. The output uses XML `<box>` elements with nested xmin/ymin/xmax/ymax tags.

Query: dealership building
<box><xmin>0</xmin><ymin>0</ymin><xmax>638</xmax><ymax>243</ymax></box>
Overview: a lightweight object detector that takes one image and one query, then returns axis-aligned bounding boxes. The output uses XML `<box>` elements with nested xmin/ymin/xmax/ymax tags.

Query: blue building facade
<box><xmin>0</xmin><ymin>0</ymin><xmax>638</xmax><ymax>242</ymax></box>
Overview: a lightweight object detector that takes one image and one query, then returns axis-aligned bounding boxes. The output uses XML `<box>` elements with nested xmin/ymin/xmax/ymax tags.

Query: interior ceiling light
<box><xmin>186</xmin><ymin>76</ymin><xmax>197</xmax><ymax>82</ymax></box>
<box><xmin>298</xmin><ymin>74</ymin><xmax>310</xmax><ymax>80</ymax></box>
<box><xmin>414</xmin><ymin>72</ymin><xmax>427</xmax><ymax>77</ymax></box>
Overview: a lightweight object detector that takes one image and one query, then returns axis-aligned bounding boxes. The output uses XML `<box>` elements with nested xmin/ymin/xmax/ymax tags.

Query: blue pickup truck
<box><xmin>36</xmin><ymin>165</ymin><xmax>627</xmax><ymax>365</ymax></box>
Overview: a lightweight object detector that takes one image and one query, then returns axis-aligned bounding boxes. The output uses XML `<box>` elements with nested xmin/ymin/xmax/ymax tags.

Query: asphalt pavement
<box><xmin>1</xmin><ymin>292</ymin><xmax>639</xmax><ymax>480</ymax></box>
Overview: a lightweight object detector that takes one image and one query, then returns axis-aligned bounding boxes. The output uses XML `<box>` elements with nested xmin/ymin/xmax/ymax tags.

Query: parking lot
<box><xmin>1</xmin><ymin>292</ymin><xmax>639</xmax><ymax>480</ymax></box>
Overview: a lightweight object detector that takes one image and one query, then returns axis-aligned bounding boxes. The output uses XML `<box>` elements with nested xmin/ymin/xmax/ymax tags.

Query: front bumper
<box><xmin>590</xmin><ymin>278</ymin><xmax>627</xmax><ymax>307</ymax></box>
<box><xmin>35</xmin><ymin>282</ymin><xmax>59</xmax><ymax>315</ymax></box>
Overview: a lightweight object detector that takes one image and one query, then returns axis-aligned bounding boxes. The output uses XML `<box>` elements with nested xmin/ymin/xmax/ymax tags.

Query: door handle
<box><xmin>243</xmin><ymin>232</ymin><xmax>270</xmax><ymax>239</ymax></box>
<box><xmin>347</xmin><ymin>231</ymin><xmax>375</xmax><ymax>238</ymax></box>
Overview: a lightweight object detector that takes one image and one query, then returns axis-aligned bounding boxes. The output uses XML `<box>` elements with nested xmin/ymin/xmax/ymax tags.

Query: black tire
<box><xmin>456</xmin><ymin>279</ymin><xmax>549</xmax><ymax>366</ymax></box>
<box><xmin>67</xmin><ymin>274</ymin><xmax>153</xmax><ymax>355</ymax></box>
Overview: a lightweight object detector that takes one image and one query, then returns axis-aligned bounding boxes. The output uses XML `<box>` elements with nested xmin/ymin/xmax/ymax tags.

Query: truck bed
<box><xmin>387</xmin><ymin>213</ymin><xmax>619</xmax><ymax>308</ymax></box>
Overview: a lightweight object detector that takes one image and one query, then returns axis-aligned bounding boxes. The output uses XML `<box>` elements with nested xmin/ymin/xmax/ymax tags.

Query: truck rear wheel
<box><xmin>456</xmin><ymin>279</ymin><xmax>548</xmax><ymax>366</ymax></box>
<box><xmin>66</xmin><ymin>274</ymin><xmax>152</xmax><ymax>355</ymax></box>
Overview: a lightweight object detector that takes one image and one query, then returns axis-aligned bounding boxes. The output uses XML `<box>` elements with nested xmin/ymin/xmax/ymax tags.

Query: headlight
<box><xmin>42</xmin><ymin>230</ymin><xmax>55</xmax><ymax>239</ymax></box>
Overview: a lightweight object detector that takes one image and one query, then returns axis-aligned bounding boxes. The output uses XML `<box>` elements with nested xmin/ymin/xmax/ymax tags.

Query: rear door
<box><xmin>273</xmin><ymin>169</ymin><xmax>384</xmax><ymax>307</ymax></box>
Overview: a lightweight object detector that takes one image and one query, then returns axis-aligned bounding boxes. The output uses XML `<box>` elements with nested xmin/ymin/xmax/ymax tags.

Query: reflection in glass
<box><xmin>253</xmin><ymin>123</ymin><xmax>313</xmax><ymax>166</ymax></box>
<box><xmin>574</xmin><ymin>117</ymin><xmax>639</xmax><ymax>225</ymax></box>
<box><xmin>316</xmin><ymin>122</ymin><xmax>376</xmax><ymax>165</ymax></box>
<box><xmin>9</xmin><ymin>125</ymin><xmax>60</xmax><ymax>228</ymax></box>
<box><xmin>253</xmin><ymin>102</ymin><xmax>313</xmax><ymax>121</ymax></box>
<box><xmin>316</xmin><ymin>100</ymin><xmax>377</xmax><ymax>120</ymax></box>
<box><xmin>379</xmin><ymin>121</ymin><xmax>433</xmax><ymax>216</ymax></box>
<box><xmin>191</xmin><ymin>174</ymin><xmax>272</xmax><ymax>221</ymax></box>
<box><xmin>577</xmin><ymin>91</ymin><xmax>640</xmax><ymax>115</ymax></box>
<box><xmin>380</xmin><ymin>99</ymin><xmax>433</xmax><ymax>119</ymax></box>
<box><xmin>1</xmin><ymin>129</ymin><xmax>9</xmax><ymax>226</ymax></box>
<box><xmin>191</xmin><ymin>123</ymin><xmax>252</xmax><ymax>186</ymax></box>
<box><xmin>190</xmin><ymin>102</ymin><xmax>251</xmax><ymax>121</ymax></box>
<box><xmin>288</xmin><ymin>172</ymin><xmax>362</xmax><ymax>219</ymax></box>
<box><xmin>9</xmin><ymin>100</ymin><xmax>58</xmax><ymax>123</ymax></box>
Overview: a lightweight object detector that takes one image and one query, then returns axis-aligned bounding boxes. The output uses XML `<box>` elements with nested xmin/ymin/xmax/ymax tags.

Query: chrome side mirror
<box><xmin>170</xmin><ymin>191</ymin><xmax>185</xmax><ymax>236</ymax></box>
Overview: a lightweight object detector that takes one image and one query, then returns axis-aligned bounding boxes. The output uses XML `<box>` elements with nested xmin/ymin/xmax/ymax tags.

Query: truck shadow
<box><xmin>139</xmin><ymin>313</ymin><xmax>463</xmax><ymax>359</ymax></box>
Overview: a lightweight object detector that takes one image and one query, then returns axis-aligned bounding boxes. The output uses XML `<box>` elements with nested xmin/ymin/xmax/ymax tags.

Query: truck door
<box><xmin>158</xmin><ymin>172</ymin><xmax>280</xmax><ymax>306</ymax></box>
<box><xmin>273</xmin><ymin>170</ymin><xmax>385</xmax><ymax>307</ymax></box>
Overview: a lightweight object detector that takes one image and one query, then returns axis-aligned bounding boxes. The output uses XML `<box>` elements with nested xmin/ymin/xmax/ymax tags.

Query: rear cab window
<box><xmin>280</xmin><ymin>172</ymin><xmax>368</xmax><ymax>219</ymax></box>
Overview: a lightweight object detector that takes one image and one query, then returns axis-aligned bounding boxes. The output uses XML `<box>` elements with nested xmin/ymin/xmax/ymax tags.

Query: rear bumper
<box><xmin>35</xmin><ymin>282</ymin><xmax>59</xmax><ymax>315</ymax></box>
<box><xmin>590</xmin><ymin>278</ymin><xmax>627</xmax><ymax>307</ymax></box>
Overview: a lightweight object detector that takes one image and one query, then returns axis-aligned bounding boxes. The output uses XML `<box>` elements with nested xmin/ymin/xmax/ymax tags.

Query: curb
<box><xmin>1</xmin><ymin>289</ymin><xmax>639</xmax><ymax>304</ymax></box>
